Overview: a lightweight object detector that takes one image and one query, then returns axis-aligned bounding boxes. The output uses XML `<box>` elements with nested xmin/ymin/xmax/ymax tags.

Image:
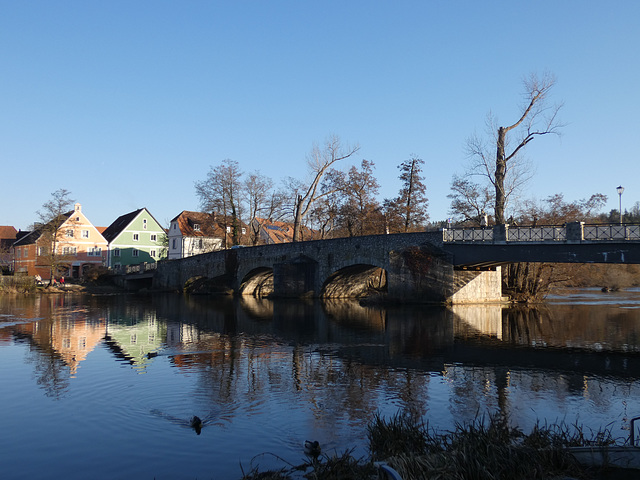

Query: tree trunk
<box><xmin>494</xmin><ymin>126</ymin><xmax>507</xmax><ymax>224</ymax></box>
<box><xmin>292</xmin><ymin>195</ymin><xmax>303</xmax><ymax>242</ymax></box>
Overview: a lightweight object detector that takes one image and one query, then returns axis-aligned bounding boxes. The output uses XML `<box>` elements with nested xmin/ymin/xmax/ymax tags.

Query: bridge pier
<box><xmin>272</xmin><ymin>255</ymin><xmax>319</xmax><ymax>297</ymax></box>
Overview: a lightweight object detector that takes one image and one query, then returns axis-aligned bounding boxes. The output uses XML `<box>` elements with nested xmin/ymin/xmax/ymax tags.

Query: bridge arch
<box><xmin>321</xmin><ymin>264</ymin><xmax>387</xmax><ymax>298</ymax></box>
<box><xmin>239</xmin><ymin>267</ymin><xmax>274</xmax><ymax>297</ymax></box>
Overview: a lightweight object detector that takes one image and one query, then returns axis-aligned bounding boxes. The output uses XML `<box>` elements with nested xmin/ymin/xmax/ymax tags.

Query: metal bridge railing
<box><xmin>443</xmin><ymin>228</ymin><xmax>493</xmax><ymax>242</ymax></box>
<box><xmin>443</xmin><ymin>223</ymin><xmax>640</xmax><ymax>243</ymax></box>
<box><xmin>507</xmin><ymin>226</ymin><xmax>566</xmax><ymax>242</ymax></box>
<box><xmin>583</xmin><ymin>224</ymin><xmax>640</xmax><ymax>241</ymax></box>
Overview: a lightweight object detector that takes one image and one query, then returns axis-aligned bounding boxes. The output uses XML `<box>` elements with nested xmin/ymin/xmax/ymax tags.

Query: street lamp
<box><xmin>617</xmin><ymin>185</ymin><xmax>624</xmax><ymax>225</ymax></box>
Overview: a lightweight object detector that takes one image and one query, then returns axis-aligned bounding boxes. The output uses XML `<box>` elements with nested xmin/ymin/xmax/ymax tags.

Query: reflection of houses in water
<box><xmin>104</xmin><ymin>311</ymin><xmax>165</xmax><ymax>372</ymax></box>
<box><xmin>166</xmin><ymin>322</ymin><xmax>200</xmax><ymax>347</ymax></box>
<box><xmin>50</xmin><ymin>317</ymin><xmax>105</xmax><ymax>375</ymax></box>
<box><xmin>11</xmin><ymin>307</ymin><xmax>105</xmax><ymax>375</ymax></box>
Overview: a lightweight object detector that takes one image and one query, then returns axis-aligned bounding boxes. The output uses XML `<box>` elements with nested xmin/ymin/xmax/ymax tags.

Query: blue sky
<box><xmin>2</xmin><ymin>1</ymin><xmax>639</xmax><ymax>231</ymax></box>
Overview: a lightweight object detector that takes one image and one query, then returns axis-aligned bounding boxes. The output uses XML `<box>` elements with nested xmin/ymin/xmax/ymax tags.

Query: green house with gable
<box><xmin>102</xmin><ymin>208</ymin><xmax>167</xmax><ymax>271</ymax></box>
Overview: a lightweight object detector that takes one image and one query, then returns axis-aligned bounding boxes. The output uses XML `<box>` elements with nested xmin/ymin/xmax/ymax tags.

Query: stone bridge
<box><xmin>150</xmin><ymin>222</ymin><xmax>640</xmax><ymax>304</ymax></box>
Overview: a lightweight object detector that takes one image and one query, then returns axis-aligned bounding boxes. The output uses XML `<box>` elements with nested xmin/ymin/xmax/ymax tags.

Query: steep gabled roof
<box><xmin>12</xmin><ymin>211</ymin><xmax>74</xmax><ymax>246</ymax></box>
<box><xmin>102</xmin><ymin>207</ymin><xmax>165</xmax><ymax>242</ymax></box>
<box><xmin>102</xmin><ymin>208</ymin><xmax>144</xmax><ymax>243</ymax></box>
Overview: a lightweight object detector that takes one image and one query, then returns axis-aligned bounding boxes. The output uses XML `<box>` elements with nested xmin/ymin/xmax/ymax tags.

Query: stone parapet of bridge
<box><xmin>152</xmin><ymin>231</ymin><xmax>505</xmax><ymax>304</ymax></box>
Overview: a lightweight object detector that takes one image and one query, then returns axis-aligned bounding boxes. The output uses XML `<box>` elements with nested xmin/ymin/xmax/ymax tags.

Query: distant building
<box><xmin>251</xmin><ymin>217</ymin><xmax>316</xmax><ymax>244</ymax></box>
<box><xmin>12</xmin><ymin>203</ymin><xmax>107</xmax><ymax>280</ymax></box>
<box><xmin>102</xmin><ymin>208</ymin><xmax>167</xmax><ymax>271</ymax></box>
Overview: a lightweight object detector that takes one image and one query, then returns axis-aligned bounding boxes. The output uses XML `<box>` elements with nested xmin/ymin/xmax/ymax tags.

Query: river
<box><xmin>1</xmin><ymin>289</ymin><xmax>639</xmax><ymax>479</ymax></box>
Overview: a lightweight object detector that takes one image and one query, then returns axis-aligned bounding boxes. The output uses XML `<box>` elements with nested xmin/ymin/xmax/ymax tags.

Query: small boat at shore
<box><xmin>568</xmin><ymin>416</ymin><xmax>640</xmax><ymax>471</ymax></box>
<box><xmin>568</xmin><ymin>445</ymin><xmax>640</xmax><ymax>470</ymax></box>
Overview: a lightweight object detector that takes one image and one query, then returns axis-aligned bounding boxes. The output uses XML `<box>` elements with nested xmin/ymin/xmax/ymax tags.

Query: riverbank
<box><xmin>0</xmin><ymin>277</ymin><xmax>127</xmax><ymax>295</ymax></box>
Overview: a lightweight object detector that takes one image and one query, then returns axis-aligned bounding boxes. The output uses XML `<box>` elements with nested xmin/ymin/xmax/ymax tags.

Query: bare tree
<box><xmin>195</xmin><ymin>159</ymin><xmax>244</xmax><ymax>247</ymax></box>
<box><xmin>338</xmin><ymin>160</ymin><xmax>382</xmax><ymax>236</ymax></box>
<box><xmin>447</xmin><ymin>174</ymin><xmax>494</xmax><ymax>225</ymax></box>
<box><xmin>37</xmin><ymin>189</ymin><xmax>76</xmax><ymax>284</ymax></box>
<box><xmin>292</xmin><ymin>135</ymin><xmax>360</xmax><ymax>242</ymax></box>
<box><xmin>245</xmin><ymin>171</ymin><xmax>284</xmax><ymax>245</ymax></box>
<box><xmin>466</xmin><ymin>72</ymin><xmax>563</xmax><ymax>223</ymax></box>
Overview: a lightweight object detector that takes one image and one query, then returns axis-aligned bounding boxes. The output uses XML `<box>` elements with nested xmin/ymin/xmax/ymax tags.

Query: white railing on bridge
<box><xmin>111</xmin><ymin>262</ymin><xmax>158</xmax><ymax>275</ymax></box>
<box><xmin>443</xmin><ymin>223</ymin><xmax>640</xmax><ymax>243</ymax></box>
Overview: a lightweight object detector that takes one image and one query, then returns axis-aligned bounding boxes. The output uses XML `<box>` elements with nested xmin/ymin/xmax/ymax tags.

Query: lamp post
<box><xmin>617</xmin><ymin>185</ymin><xmax>624</xmax><ymax>225</ymax></box>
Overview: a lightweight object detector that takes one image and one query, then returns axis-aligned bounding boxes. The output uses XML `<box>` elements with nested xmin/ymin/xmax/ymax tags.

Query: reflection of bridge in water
<box><xmin>134</xmin><ymin>295</ymin><xmax>640</xmax><ymax>382</ymax></box>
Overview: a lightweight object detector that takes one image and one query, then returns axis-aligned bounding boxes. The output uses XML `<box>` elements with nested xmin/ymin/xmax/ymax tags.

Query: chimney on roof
<box><xmin>75</xmin><ymin>203</ymin><xmax>81</xmax><ymax>212</ymax></box>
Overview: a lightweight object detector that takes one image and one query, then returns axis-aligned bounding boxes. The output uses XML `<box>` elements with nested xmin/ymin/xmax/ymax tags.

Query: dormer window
<box><xmin>194</xmin><ymin>224</ymin><xmax>201</xmax><ymax>231</ymax></box>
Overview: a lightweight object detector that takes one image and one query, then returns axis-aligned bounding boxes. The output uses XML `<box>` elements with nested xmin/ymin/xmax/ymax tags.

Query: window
<box><xmin>226</xmin><ymin>226</ymin><xmax>231</xmax><ymax>233</ymax></box>
<box><xmin>66</xmin><ymin>229</ymin><xmax>74</xmax><ymax>238</ymax></box>
<box><xmin>198</xmin><ymin>239</ymin><xmax>203</xmax><ymax>249</ymax></box>
<box><xmin>113</xmin><ymin>248</ymin><xmax>120</xmax><ymax>257</ymax></box>
<box><xmin>82</xmin><ymin>230</ymin><xmax>89</xmax><ymax>238</ymax></box>
<box><xmin>242</xmin><ymin>228</ymin><xmax>247</xmax><ymax>235</ymax></box>
<box><xmin>62</xmin><ymin>247</ymin><xmax>77</xmax><ymax>255</ymax></box>
<box><xmin>16</xmin><ymin>249</ymin><xmax>21</xmax><ymax>258</ymax></box>
<box><xmin>133</xmin><ymin>233</ymin><xmax>139</xmax><ymax>241</ymax></box>
<box><xmin>143</xmin><ymin>219</ymin><xmax>147</xmax><ymax>230</ymax></box>
<box><xmin>132</xmin><ymin>249</ymin><xmax>139</xmax><ymax>257</ymax></box>
<box><xmin>173</xmin><ymin>223</ymin><xmax>177</xmax><ymax>230</ymax></box>
<box><xmin>150</xmin><ymin>249</ymin><xmax>157</xmax><ymax>258</ymax></box>
<box><xmin>88</xmin><ymin>247</ymin><xmax>102</xmax><ymax>256</ymax></box>
<box><xmin>150</xmin><ymin>234</ymin><xmax>157</xmax><ymax>242</ymax></box>
<box><xmin>38</xmin><ymin>247</ymin><xmax>47</xmax><ymax>256</ymax></box>
<box><xmin>194</xmin><ymin>224</ymin><xmax>201</xmax><ymax>231</ymax></box>
<box><xmin>172</xmin><ymin>239</ymin><xmax>176</xmax><ymax>249</ymax></box>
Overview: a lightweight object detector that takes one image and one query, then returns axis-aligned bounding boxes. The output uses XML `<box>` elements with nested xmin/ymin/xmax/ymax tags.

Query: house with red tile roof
<box><xmin>251</xmin><ymin>217</ymin><xmax>316</xmax><ymax>245</ymax></box>
<box><xmin>0</xmin><ymin>226</ymin><xmax>17</xmax><ymax>272</ymax></box>
<box><xmin>12</xmin><ymin>203</ymin><xmax>107</xmax><ymax>280</ymax></box>
<box><xmin>168</xmin><ymin>211</ymin><xmax>250</xmax><ymax>260</ymax></box>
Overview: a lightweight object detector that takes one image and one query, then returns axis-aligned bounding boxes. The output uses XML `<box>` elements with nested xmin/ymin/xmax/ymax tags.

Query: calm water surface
<box><xmin>1</xmin><ymin>289</ymin><xmax>640</xmax><ymax>479</ymax></box>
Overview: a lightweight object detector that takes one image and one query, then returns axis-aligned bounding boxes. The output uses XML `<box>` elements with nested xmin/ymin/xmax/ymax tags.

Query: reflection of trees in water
<box><xmin>166</xmin><ymin>324</ymin><xmax>433</xmax><ymax>430</ymax></box>
<box><xmin>23</xmin><ymin>341</ymin><xmax>69</xmax><ymax>398</ymax></box>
